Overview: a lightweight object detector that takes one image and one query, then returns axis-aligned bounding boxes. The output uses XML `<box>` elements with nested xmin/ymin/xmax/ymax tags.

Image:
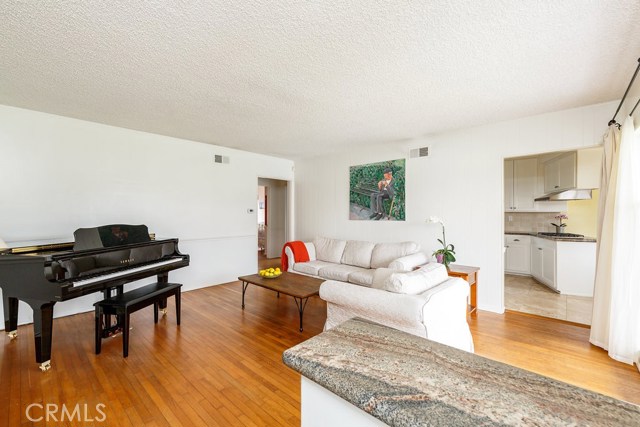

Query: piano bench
<box><xmin>94</xmin><ymin>282</ymin><xmax>182</xmax><ymax>358</ymax></box>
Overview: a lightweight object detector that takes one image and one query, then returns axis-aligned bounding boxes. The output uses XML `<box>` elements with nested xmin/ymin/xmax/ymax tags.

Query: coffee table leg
<box><xmin>293</xmin><ymin>297</ymin><xmax>309</xmax><ymax>332</ymax></box>
<box><xmin>241</xmin><ymin>281</ymin><xmax>249</xmax><ymax>309</ymax></box>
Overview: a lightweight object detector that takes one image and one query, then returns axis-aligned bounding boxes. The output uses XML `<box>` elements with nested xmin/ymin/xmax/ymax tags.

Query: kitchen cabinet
<box><xmin>504</xmin><ymin>158</ymin><xmax>537</xmax><ymax>211</ymax></box>
<box><xmin>541</xmin><ymin>148</ymin><xmax>602</xmax><ymax>195</ymax></box>
<box><xmin>544</xmin><ymin>152</ymin><xmax>577</xmax><ymax>194</ymax></box>
<box><xmin>541</xmin><ymin>244</ymin><xmax>556</xmax><ymax>286</ymax></box>
<box><xmin>556</xmin><ymin>240</ymin><xmax>596</xmax><ymax>296</ymax></box>
<box><xmin>504</xmin><ymin>235</ymin><xmax>531</xmax><ymax>274</ymax></box>
<box><xmin>529</xmin><ymin>237</ymin><xmax>596</xmax><ymax>296</ymax></box>
<box><xmin>530</xmin><ymin>237</ymin><xmax>556</xmax><ymax>290</ymax></box>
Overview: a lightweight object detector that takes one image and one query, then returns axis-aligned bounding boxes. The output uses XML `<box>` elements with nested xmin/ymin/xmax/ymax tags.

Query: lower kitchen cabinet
<box><xmin>505</xmin><ymin>235</ymin><xmax>531</xmax><ymax>274</ymax></box>
<box><xmin>556</xmin><ymin>240</ymin><xmax>596</xmax><ymax>296</ymax></box>
<box><xmin>529</xmin><ymin>237</ymin><xmax>595</xmax><ymax>296</ymax></box>
<box><xmin>531</xmin><ymin>237</ymin><xmax>556</xmax><ymax>290</ymax></box>
<box><xmin>541</xmin><ymin>244</ymin><xmax>556</xmax><ymax>288</ymax></box>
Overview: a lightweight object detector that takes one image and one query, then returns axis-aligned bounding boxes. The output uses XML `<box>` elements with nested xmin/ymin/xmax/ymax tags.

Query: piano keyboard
<box><xmin>71</xmin><ymin>258</ymin><xmax>183</xmax><ymax>287</ymax></box>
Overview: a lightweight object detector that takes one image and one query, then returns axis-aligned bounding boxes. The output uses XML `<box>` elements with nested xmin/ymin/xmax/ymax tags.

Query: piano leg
<box><xmin>101</xmin><ymin>287</ymin><xmax>124</xmax><ymax>337</ymax></box>
<box><xmin>2</xmin><ymin>296</ymin><xmax>19</xmax><ymax>339</ymax></box>
<box><xmin>24</xmin><ymin>299</ymin><xmax>55</xmax><ymax>371</ymax></box>
<box><xmin>157</xmin><ymin>272</ymin><xmax>168</xmax><ymax>315</ymax></box>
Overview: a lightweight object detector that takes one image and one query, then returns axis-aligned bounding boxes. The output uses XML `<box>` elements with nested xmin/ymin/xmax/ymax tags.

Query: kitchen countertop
<box><xmin>505</xmin><ymin>231</ymin><xmax>596</xmax><ymax>242</ymax></box>
<box><xmin>283</xmin><ymin>318</ymin><xmax>639</xmax><ymax>427</ymax></box>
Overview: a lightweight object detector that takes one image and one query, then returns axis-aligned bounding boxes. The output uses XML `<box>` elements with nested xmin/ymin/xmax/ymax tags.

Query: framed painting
<box><xmin>349</xmin><ymin>159</ymin><xmax>405</xmax><ymax>221</ymax></box>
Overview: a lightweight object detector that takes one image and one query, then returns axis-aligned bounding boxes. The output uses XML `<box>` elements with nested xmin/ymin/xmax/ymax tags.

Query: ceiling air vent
<box><xmin>410</xmin><ymin>147</ymin><xmax>430</xmax><ymax>158</ymax></box>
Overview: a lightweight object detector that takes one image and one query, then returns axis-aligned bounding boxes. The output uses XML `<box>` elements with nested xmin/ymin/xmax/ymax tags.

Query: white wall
<box><xmin>295</xmin><ymin>101</ymin><xmax>615</xmax><ymax>313</ymax></box>
<box><xmin>0</xmin><ymin>105</ymin><xmax>293</xmax><ymax>327</ymax></box>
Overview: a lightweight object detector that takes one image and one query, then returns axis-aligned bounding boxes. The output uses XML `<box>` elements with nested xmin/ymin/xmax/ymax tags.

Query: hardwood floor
<box><xmin>1</xmin><ymin>280</ymin><xmax>638</xmax><ymax>426</ymax></box>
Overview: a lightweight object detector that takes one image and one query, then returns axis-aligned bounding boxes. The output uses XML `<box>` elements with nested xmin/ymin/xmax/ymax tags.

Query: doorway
<box><xmin>503</xmin><ymin>149</ymin><xmax>600</xmax><ymax>325</ymax></box>
<box><xmin>257</xmin><ymin>178</ymin><xmax>288</xmax><ymax>269</ymax></box>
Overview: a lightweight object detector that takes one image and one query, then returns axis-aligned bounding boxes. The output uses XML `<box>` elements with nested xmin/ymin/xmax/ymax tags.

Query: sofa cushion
<box><xmin>293</xmin><ymin>260</ymin><xmax>335</xmax><ymax>276</ymax></box>
<box><xmin>371</xmin><ymin>268</ymin><xmax>396</xmax><ymax>289</ymax></box>
<box><xmin>370</xmin><ymin>242</ymin><xmax>420</xmax><ymax>269</ymax></box>
<box><xmin>377</xmin><ymin>263</ymin><xmax>449</xmax><ymax>295</ymax></box>
<box><xmin>318</xmin><ymin>264</ymin><xmax>364</xmax><ymax>282</ymax></box>
<box><xmin>340</xmin><ymin>240</ymin><xmax>376</xmax><ymax>268</ymax></box>
<box><xmin>314</xmin><ymin>237</ymin><xmax>347</xmax><ymax>264</ymax></box>
<box><xmin>347</xmin><ymin>269</ymin><xmax>376</xmax><ymax>287</ymax></box>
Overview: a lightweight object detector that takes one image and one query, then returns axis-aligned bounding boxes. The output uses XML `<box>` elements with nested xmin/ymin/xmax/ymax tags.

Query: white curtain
<box><xmin>590</xmin><ymin>116</ymin><xmax>640</xmax><ymax>370</ymax></box>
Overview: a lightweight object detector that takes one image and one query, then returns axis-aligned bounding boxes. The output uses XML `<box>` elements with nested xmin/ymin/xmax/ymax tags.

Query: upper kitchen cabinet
<box><xmin>543</xmin><ymin>148</ymin><xmax>602</xmax><ymax>194</ymax></box>
<box><xmin>504</xmin><ymin>157</ymin><xmax>567</xmax><ymax>212</ymax></box>
<box><xmin>544</xmin><ymin>152</ymin><xmax>577</xmax><ymax>193</ymax></box>
<box><xmin>505</xmin><ymin>158</ymin><xmax>537</xmax><ymax>211</ymax></box>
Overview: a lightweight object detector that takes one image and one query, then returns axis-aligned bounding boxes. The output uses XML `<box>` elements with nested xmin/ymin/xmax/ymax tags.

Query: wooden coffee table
<box><xmin>238</xmin><ymin>272</ymin><xmax>324</xmax><ymax>331</ymax></box>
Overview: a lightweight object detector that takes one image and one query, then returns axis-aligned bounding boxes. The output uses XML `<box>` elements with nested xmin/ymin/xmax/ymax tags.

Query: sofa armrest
<box><xmin>320</xmin><ymin>278</ymin><xmax>474</xmax><ymax>352</ymax></box>
<box><xmin>420</xmin><ymin>277</ymin><xmax>474</xmax><ymax>352</ymax></box>
<box><xmin>284</xmin><ymin>242</ymin><xmax>316</xmax><ymax>270</ymax></box>
<box><xmin>388</xmin><ymin>252</ymin><xmax>429</xmax><ymax>271</ymax></box>
<box><xmin>320</xmin><ymin>280</ymin><xmax>431</xmax><ymax>338</ymax></box>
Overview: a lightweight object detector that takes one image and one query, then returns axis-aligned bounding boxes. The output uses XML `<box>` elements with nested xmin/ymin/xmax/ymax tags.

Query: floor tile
<box><xmin>566</xmin><ymin>296</ymin><xmax>593</xmax><ymax>324</ymax></box>
<box><xmin>504</xmin><ymin>274</ymin><xmax>593</xmax><ymax>325</ymax></box>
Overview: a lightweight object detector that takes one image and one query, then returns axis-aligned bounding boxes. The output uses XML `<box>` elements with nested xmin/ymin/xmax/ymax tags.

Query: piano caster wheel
<box><xmin>7</xmin><ymin>330</ymin><xmax>17</xmax><ymax>340</ymax></box>
<box><xmin>39</xmin><ymin>361</ymin><xmax>51</xmax><ymax>372</ymax></box>
<box><xmin>160</xmin><ymin>308</ymin><xmax>167</xmax><ymax>316</ymax></box>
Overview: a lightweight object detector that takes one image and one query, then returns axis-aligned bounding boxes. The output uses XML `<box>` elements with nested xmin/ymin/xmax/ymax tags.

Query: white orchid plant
<box><xmin>427</xmin><ymin>216</ymin><xmax>456</xmax><ymax>267</ymax></box>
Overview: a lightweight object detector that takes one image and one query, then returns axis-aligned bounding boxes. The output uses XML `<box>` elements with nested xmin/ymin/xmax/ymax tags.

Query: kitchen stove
<box><xmin>538</xmin><ymin>232</ymin><xmax>585</xmax><ymax>238</ymax></box>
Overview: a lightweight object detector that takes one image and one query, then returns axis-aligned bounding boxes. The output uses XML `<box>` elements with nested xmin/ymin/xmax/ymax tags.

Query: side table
<box><xmin>447</xmin><ymin>264</ymin><xmax>479</xmax><ymax>317</ymax></box>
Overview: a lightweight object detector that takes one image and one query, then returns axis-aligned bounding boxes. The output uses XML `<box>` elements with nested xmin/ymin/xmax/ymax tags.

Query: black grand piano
<box><xmin>0</xmin><ymin>224</ymin><xmax>189</xmax><ymax>371</ymax></box>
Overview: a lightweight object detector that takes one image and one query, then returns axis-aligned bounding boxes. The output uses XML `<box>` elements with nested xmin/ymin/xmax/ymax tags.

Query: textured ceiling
<box><xmin>2</xmin><ymin>1</ymin><xmax>640</xmax><ymax>159</ymax></box>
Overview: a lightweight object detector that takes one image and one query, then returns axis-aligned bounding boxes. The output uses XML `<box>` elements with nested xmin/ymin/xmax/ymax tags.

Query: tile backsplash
<box><xmin>505</xmin><ymin>212</ymin><xmax>563</xmax><ymax>233</ymax></box>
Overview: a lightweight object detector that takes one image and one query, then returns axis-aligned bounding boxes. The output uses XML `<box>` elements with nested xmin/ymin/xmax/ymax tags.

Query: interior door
<box><xmin>265</xmin><ymin>181</ymin><xmax>287</xmax><ymax>259</ymax></box>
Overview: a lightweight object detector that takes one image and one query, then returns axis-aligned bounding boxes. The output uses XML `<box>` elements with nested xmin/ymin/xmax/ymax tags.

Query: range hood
<box><xmin>534</xmin><ymin>189</ymin><xmax>593</xmax><ymax>201</ymax></box>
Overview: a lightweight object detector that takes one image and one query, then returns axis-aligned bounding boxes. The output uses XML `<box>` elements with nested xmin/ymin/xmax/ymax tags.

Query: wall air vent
<box><xmin>213</xmin><ymin>155</ymin><xmax>229</xmax><ymax>164</ymax></box>
<box><xmin>410</xmin><ymin>147</ymin><xmax>430</xmax><ymax>158</ymax></box>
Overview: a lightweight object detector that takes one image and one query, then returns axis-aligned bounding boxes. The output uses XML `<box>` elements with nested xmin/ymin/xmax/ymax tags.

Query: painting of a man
<box><xmin>349</xmin><ymin>159</ymin><xmax>405</xmax><ymax>221</ymax></box>
<box><xmin>369</xmin><ymin>168</ymin><xmax>395</xmax><ymax>220</ymax></box>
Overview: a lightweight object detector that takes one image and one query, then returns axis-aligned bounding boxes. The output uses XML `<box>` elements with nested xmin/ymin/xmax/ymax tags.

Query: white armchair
<box><xmin>320</xmin><ymin>277</ymin><xmax>474</xmax><ymax>352</ymax></box>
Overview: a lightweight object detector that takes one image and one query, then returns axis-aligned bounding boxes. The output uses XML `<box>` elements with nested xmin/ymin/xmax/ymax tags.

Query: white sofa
<box><xmin>285</xmin><ymin>238</ymin><xmax>474</xmax><ymax>352</ymax></box>
<box><xmin>284</xmin><ymin>237</ymin><xmax>429</xmax><ymax>284</ymax></box>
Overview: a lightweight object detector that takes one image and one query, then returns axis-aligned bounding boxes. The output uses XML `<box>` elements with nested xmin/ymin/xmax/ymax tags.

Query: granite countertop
<box><xmin>505</xmin><ymin>231</ymin><xmax>596</xmax><ymax>242</ymax></box>
<box><xmin>283</xmin><ymin>318</ymin><xmax>640</xmax><ymax>427</ymax></box>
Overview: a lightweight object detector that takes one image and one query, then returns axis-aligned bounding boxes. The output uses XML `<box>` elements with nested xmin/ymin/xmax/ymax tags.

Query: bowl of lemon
<box><xmin>259</xmin><ymin>267</ymin><xmax>282</xmax><ymax>279</ymax></box>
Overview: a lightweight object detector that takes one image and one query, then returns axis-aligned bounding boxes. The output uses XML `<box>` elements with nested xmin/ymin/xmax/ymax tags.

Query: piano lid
<box><xmin>74</xmin><ymin>224</ymin><xmax>151</xmax><ymax>251</ymax></box>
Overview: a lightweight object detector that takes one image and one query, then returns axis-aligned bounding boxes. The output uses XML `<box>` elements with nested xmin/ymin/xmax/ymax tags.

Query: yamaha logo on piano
<box><xmin>120</xmin><ymin>258</ymin><xmax>134</xmax><ymax>264</ymax></box>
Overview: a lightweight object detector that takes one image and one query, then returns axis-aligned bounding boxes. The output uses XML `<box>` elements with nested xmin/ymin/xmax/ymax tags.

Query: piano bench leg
<box><xmin>95</xmin><ymin>306</ymin><xmax>103</xmax><ymax>355</ymax></box>
<box><xmin>154</xmin><ymin>303</ymin><xmax>159</xmax><ymax>324</ymax></box>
